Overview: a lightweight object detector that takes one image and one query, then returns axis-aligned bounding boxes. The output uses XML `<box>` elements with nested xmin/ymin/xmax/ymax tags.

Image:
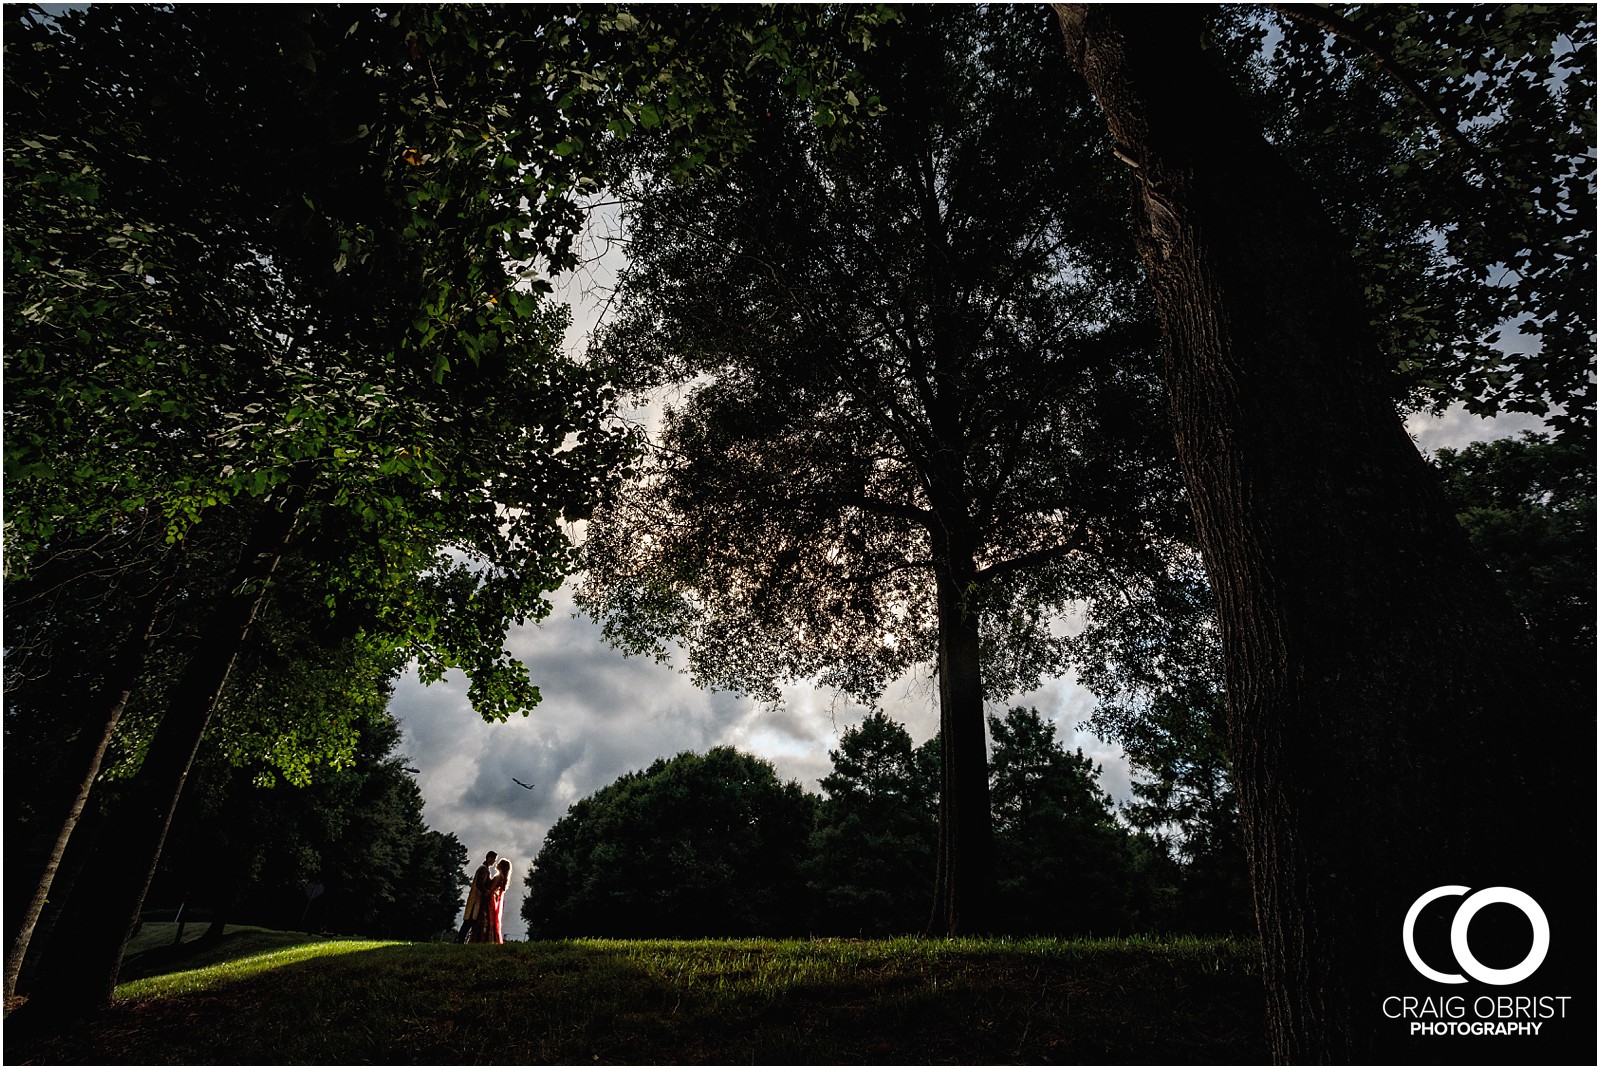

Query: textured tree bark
<box><xmin>927</xmin><ymin>558</ymin><xmax>996</xmax><ymax>936</ymax></box>
<box><xmin>18</xmin><ymin>491</ymin><xmax>306</xmax><ymax>1021</ymax></box>
<box><xmin>1052</xmin><ymin>5</ymin><xmax>1580</xmax><ymax>1062</ymax></box>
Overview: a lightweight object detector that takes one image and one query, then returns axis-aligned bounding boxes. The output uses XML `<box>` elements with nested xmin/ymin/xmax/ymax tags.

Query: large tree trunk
<box><xmin>4</xmin><ymin>567</ymin><xmax>174</xmax><ymax>1001</ymax></box>
<box><xmin>17</xmin><ymin>492</ymin><xmax>305</xmax><ymax>1021</ymax></box>
<box><xmin>1053</xmin><ymin>6</ymin><xmax>1584</xmax><ymax>1062</ymax></box>
<box><xmin>927</xmin><ymin>554</ymin><xmax>995</xmax><ymax>936</ymax></box>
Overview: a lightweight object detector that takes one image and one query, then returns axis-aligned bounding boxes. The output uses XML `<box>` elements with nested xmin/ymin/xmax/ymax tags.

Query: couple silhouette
<box><xmin>457</xmin><ymin>851</ymin><xmax>511</xmax><ymax>943</ymax></box>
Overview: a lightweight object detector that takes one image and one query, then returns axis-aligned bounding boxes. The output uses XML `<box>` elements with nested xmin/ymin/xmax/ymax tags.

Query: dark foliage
<box><xmin>1230</xmin><ymin>6</ymin><xmax>1596</xmax><ymax>440</ymax></box>
<box><xmin>988</xmin><ymin>707</ymin><xmax>1174</xmax><ymax>936</ymax></box>
<box><xmin>4</xmin><ymin>2</ymin><xmax>638</xmax><ymax>1010</ymax></box>
<box><xmin>151</xmin><ymin>713</ymin><xmax>467</xmax><ymax>942</ymax></box>
<box><xmin>1433</xmin><ymin>431</ymin><xmax>1596</xmax><ymax>704</ymax></box>
<box><xmin>807</xmin><ymin>713</ymin><xmax>938</xmax><ymax>935</ymax></box>
<box><xmin>523</xmin><ymin>748</ymin><xmax>816</xmax><ymax>938</ymax></box>
<box><xmin>528</xmin><ymin>716</ymin><xmax>1205</xmax><ymax>940</ymax></box>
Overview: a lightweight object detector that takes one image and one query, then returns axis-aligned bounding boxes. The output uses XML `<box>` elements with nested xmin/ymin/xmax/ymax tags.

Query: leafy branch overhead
<box><xmin>4</xmin><ymin>5</ymin><xmax>646</xmax><ymax>723</ymax></box>
<box><xmin>1247</xmin><ymin>4</ymin><xmax>1595</xmax><ymax>439</ymax></box>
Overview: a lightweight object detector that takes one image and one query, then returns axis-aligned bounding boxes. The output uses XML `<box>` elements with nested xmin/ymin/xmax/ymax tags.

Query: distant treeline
<box><xmin>522</xmin><ymin>707</ymin><xmax>1252</xmax><ymax>940</ymax></box>
<box><xmin>146</xmin><ymin>712</ymin><xmax>467</xmax><ymax>942</ymax></box>
<box><xmin>7</xmin><ymin>709</ymin><xmax>466</xmax><ymax>975</ymax></box>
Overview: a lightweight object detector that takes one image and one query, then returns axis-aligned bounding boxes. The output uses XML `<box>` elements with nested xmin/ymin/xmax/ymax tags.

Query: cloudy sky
<box><xmin>389</xmin><ymin>216</ymin><xmax>1549</xmax><ymax>942</ymax></box>
<box><xmin>391</xmin><ymin>594</ymin><xmax>1119</xmax><ymax>942</ymax></box>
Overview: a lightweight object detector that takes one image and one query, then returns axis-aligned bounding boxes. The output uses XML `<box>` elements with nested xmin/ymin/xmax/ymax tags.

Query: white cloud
<box><xmin>1406</xmin><ymin>402</ymin><xmax>1548</xmax><ymax>454</ymax></box>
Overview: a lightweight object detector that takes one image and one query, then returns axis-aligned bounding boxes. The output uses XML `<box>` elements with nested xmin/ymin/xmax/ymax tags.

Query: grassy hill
<box><xmin>5</xmin><ymin>926</ymin><xmax>1267</xmax><ymax>1064</ymax></box>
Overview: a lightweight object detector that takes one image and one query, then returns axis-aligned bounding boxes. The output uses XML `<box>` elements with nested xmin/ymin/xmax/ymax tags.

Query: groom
<box><xmin>456</xmin><ymin>850</ymin><xmax>498</xmax><ymax>943</ymax></box>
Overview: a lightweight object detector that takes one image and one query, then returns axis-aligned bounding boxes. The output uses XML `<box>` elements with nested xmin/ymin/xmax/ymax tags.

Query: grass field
<box><xmin>5</xmin><ymin>925</ymin><xmax>1268</xmax><ymax>1064</ymax></box>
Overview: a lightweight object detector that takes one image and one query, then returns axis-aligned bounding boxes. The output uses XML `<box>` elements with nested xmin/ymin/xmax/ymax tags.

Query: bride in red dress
<box><xmin>483</xmin><ymin>858</ymin><xmax>512</xmax><ymax>943</ymax></box>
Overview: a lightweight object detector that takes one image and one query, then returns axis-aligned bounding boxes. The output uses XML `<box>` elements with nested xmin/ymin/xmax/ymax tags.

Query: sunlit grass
<box><xmin>11</xmin><ymin>931</ymin><xmax>1267</xmax><ymax>1065</ymax></box>
<box><xmin>117</xmin><ymin>938</ymin><xmax>403</xmax><ymax>1001</ymax></box>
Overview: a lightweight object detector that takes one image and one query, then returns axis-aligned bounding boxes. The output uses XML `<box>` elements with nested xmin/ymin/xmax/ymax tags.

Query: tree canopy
<box><xmin>525</xmin><ymin>714</ymin><xmax>1167</xmax><ymax>940</ymax></box>
<box><xmin>578</xmin><ymin>2</ymin><xmax>1181</xmax><ymax>934</ymax></box>
<box><xmin>522</xmin><ymin>747</ymin><xmax>816</xmax><ymax>938</ymax></box>
<box><xmin>4</xmin><ymin>4</ymin><xmax>640</xmax><ymax>705</ymax></box>
<box><xmin>582</xmin><ymin>3</ymin><xmax>1174</xmax><ymax>704</ymax></box>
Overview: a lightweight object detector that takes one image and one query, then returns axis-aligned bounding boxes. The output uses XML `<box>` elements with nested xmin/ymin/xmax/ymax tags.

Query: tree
<box><xmin>987</xmin><ymin>707</ymin><xmax>1167</xmax><ymax>936</ymax></box>
<box><xmin>4</xmin><ymin>4</ymin><xmax>634</xmax><ymax>1014</ymax></box>
<box><xmin>1432</xmin><ymin>431</ymin><xmax>1595</xmax><ymax>703</ymax></box>
<box><xmin>1050</xmin><ymin>5</ymin><xmax>1590</xmax><ymax>1060</ymax></box>
<box><xmin>5</xmin><ymin>0</ymin><xmax>898</xmax><ymax>1010</ymax></box>
<box><xmin>522</xmin><ymin>748</ymin><xmax>816</xmax><ymax>938</ymax></box>
<box><xmin>1236</xmin><ymin>6</ymin><xmax>1595</xmax><ymax>442</ymax></box>
<box><xmin>152</xmin><ymin>711</ymin><xmax>468</xmax><ymax>942</ymax></box>
<box><xmin>578</xmin><ymin>3</ymin><xmax>1181</xmax><ymax>935</ymax></box>
<box><xmin>807</xmin><ymin>712</ymin><xmax>938</xmax><ymax>935</ymax></box>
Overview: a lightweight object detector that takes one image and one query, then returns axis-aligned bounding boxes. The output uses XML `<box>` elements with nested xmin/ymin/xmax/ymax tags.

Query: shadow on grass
<box><xmin>5</xmin><ymin>937</ymin><xmax>1268</xmax><ymax>1065</ymax></box>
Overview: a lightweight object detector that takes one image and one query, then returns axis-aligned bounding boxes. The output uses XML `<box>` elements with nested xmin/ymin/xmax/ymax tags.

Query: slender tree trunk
<box><xmin>4</xmin><ymin>566</ymin><xmax>174</xmax><ymax>1001</ymax></box>
<box><xmin>926</xmin><ymin>556</ymin><xmax>995</xmax><ymax>936</ymax></box>
<box><xmin>13</xmin><ymin>790</ymin><xmax>110</xmax><ymax>996</ymax></box>
<box><xmin>19</xmin><ymin>491</ymin><xmax>306</xmax><ymax>1020</ymax></box>
<box><xmin>1052</xmin><ymin>6</ymin><xmax>1581</xmax><ymax>1062</ymax></box>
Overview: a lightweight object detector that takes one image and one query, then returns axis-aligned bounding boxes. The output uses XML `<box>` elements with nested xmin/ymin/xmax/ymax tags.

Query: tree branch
<box><xmin>825</xmin><ymin>490</ymin><xmax>936</xmax><ymax>528</ymax></box>
<box><xmin>1265</xmin><ymin>4</ymin><xmax>1504</xmax><ymax>189</ymax></box>
<box><xmin>975</xmin><ymin>528</ymin><xmax>1091</xmax><ymax>584</ymax></box>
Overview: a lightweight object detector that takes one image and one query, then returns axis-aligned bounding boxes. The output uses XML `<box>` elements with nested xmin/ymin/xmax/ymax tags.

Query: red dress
<box><xmin>484</xmin><ymin>873</ymin><xmax>508</xmax><ymax>943</ymax></box>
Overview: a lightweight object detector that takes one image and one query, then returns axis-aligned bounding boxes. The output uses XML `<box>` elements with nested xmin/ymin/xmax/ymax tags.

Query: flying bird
<box><xmin>512</xmin><ymin>778</ymin><xmax>536</xmax><ymax>790</ymax></box>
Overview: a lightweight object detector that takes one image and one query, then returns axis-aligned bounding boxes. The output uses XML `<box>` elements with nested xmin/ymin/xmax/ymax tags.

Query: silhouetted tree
<box><xmin>988</xmin><ymin>707</ymin><xmax>1169</xmax><ymax>935</ymax></box>
<box><xmin>807</xmin><ymin>713</ymin><xmax>938</xmax><ymax>934</ymax></box>
<box><xmin>580</xmin><ymin>4</ymin><xmax>1179</xmax><ymax>935</ymax></box>
<box><xmin>523</xmin><ymin>748</ymin><xmax>816</xmax><ymax>938</ymax></box>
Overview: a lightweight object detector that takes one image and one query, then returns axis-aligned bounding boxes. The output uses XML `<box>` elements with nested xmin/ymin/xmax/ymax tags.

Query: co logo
<box><xmin>1403</xmin><ymin>886</ymin><xmax>1549</xmax><ymax>986</ymax></box>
